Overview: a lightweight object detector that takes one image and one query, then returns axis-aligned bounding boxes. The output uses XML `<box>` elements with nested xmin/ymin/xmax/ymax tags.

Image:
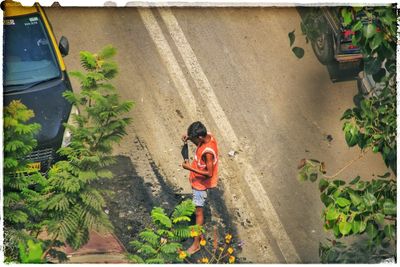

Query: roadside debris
<box><xmin>228</xmin><ymin>150</ymin><xmax>236</xmax><ymax>157</ymax></box>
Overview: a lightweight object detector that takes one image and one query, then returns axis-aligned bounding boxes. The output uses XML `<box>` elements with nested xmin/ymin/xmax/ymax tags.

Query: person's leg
<box><xmin>187</xmin><ymin>189</ymin><xmax>207</xmax><ymax>254</ymax></box>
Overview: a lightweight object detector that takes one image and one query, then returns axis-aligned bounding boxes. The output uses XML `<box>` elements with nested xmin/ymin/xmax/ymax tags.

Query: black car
<box><xmin>3</xmin><ymin>1</ymin><xmax>74</xmax><ymax>172</ymax></box>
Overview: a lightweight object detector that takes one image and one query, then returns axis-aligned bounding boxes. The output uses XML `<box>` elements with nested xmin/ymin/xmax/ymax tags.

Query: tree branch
<box><xmin>323</xmin><ymin>148</ymin><xmax>370</xmax><ymax>179</ymax></box>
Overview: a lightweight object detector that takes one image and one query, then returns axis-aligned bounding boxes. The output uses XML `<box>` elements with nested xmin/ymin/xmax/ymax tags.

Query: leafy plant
<box><xmin>3</xmin><ymin>100</ymin><xmax>48</xmax><ymax>262</ymax></box>
<box><xmin>128</xmin><ymin>199</ymin><xmax>202</xmax><ymax>263</ymax></box>
<box><xmin>18</xmin><ymin>240</ymin><xmax>44</xmax><ymax>263</ymax></box>
<box><xmin>296</xmin><ymin>6</ymin><xmax>396</xmax><ymax>263</ymax></box>
<box><xmin>41</xmin><ymin>45</ymin><xmax>134</xmax><ymax>259</ymax></box>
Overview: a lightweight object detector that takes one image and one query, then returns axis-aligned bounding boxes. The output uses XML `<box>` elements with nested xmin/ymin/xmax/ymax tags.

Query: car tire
<box><xmin>311</xmin><ymin>19</ymin><xmax>334</xmax><ymax>65</ymax></box>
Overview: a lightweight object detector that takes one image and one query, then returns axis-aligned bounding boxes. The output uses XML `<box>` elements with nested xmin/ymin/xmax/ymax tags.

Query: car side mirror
<box><xmin>59</xmin><ymin>36</ymin><xmax>69</xmax><ymax>57</ymax></box>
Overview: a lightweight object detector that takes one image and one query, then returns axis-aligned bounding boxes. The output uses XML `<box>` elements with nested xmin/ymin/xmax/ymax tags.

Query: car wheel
<box><xmin>311</xmin><ymin>20</ymin><xmax>334</xmax><ymax>65</ymax></box>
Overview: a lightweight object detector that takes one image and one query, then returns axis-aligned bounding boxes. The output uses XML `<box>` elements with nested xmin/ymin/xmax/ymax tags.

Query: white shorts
<box><xmin>192</xmin><ymin>189</ymin><xmax>207</xmax><ymax>207</ymax></box>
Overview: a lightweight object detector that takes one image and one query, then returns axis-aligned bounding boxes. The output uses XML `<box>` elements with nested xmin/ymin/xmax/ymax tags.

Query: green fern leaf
<box><xmin>6</xmin><ymin>210</ymin><xmax>28</xmax><ymax>223</ymax></box>
<box><xmin>156</xmin><ymin>229</ymin><xmax>175</xmax><ymax>238</ymax></box>
<box><xmin>160</xmin><ymin>242</ymin><xmax>182</xmax><ymax>254</ymax></box>
<box><xmin>129</xmin><ymin>240</ymin><xmax>144</xmax><ymax>250</ymax></box>
<box><xmin>172</xmin><ymin>199</ymin><xmax>195</xmax><ymax>221</ymax></box>
<box><xmin>128</xmin><ymin>254</ymin><xmax>145</xmax><ymax>263</ymax></box>
<box><xmin>139</xmin><ymin>230</ymin><xmax>159</xmax><ymax>247</ymax></box>
<box><xmin>81</xmin><ymin>190</ymin><xmax>105</xmax><ymax>211</ymax></box>
<box><xmin>98</xmin><ymin>45</ymin><xmax>116</xmax><ymax>59</ymax></box>
<box><xmin>172</xmin><ymin>216</ymin><xmax>191</xmax><ymax>224</ymax></box>
<box><xmin>79</xmin><ymin>51</ymin><xmax>97</xmax><ymax>70</ymax></box>
<box><xmin>140</xmin><ymin>244</ymin><xmax>158</xmax><ymax>256</ymax></box>
<box><xmin>96</xmin><ymin>169</ymin><xmax>113</xmax><ymax>179</ymax></box>
<box><xmin>145</xmin><ymin>257</ymin><xmax>165</xmax><ymax>264</ymax></box>
<box><xmin>172</xmin><ymin>226</ymin><xmax>191</xmax><ymax>239</ymax></box>
<box><xmin>151</xmin><ymin>207</ymin><xmax>172</xmax><ymax>228</ymax></box>
<box><xmin>4</xmin><ymin>192</ymin><xmax>21</xmax><ymax>206</ymax></box>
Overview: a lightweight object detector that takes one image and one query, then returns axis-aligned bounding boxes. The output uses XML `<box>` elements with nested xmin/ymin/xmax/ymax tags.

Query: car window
<box><xmin>4</xmin><ymin>14</ymin><xmax>60</xmax><ymax>90</ymax></box>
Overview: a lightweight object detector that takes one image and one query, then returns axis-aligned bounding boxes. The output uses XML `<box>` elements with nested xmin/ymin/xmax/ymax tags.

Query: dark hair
<box><xmin>187</xmin><ymin>121</ymin><xmax>207</xmax><ymax>139</ymax></box>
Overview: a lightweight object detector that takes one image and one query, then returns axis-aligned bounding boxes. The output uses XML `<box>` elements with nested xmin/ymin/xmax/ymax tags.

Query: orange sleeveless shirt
<box><xmin>189</xmin><ymin>134</ymin><xmax>219</xmax><ymax>191</ymax></box>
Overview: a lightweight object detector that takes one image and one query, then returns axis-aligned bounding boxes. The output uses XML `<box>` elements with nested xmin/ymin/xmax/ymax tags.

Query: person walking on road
<box><xmin>181</xmin><ymin>121</ymin><xmax>219</xmax><ymax>255</ymax></box>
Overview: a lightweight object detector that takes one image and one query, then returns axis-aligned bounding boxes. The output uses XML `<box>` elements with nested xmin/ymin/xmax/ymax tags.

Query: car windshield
<box><xmin>4</xmin><ymin>14</ymin><xmax>60</xmax><ymax>90</ymax></box>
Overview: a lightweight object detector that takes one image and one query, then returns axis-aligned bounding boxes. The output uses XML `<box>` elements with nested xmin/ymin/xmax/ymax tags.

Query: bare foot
<box><xmin>187</xmin><ymin>243</ymin><xmax>200</xmax><ymax>255</ymax></box>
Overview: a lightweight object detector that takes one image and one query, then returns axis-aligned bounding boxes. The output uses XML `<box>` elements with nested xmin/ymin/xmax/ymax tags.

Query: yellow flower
<box><xmin>200</xmin><ymin>238</ymin><xmax>206</xmax><ymax>246</ymax></box>
<box><xmin>190</xmin><ymin>229</ymin><xmax>199</xmax><ymax>237</ymax></box>
<box><xmin>225</xmin><ymin>233</ymin><xmax>232</xmax><ymax>244</ymax></box>
<box><xmin>219</xmin><ymin>247</ymin><xmax>224</xmax><ymax>252</ymax></box>
<box><xmin>201</xmin><ymin>257</ymin><xmax>209</xmax><ymax>263</ymax></box>
<box><xmin>227</xmin><ymin>247</ymin><xmax>234</xmax><ymax>254</ymax></box>
<box><xmin>178</xmin><ymin>251</ymin><xmax>187</xmax><ymax>259</ymax></box>
<box><xmin>229</xmin><ymin>255</ymin><xmax>235</xmax><ymax>263</ymax></box>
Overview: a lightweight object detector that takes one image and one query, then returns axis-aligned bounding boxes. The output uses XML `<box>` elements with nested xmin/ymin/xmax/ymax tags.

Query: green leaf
<box><xmin>326</xmin><ymin>207</ymin><xmax>340</xmax><ymax>220</ymax></box>
<box><xmin>145</xmin><ymin>258</ymin><xmax>165</xmax><ymax>264</ymax></box>
<box><xmin>374</xmin><ymin>213</ymin><xmax>385</xmax><ymax>224</ymax></box>
<box><xmin>340</xmin><ymin>109</ymin><xmax>353</xmax><ymax>120</ymax></box>
<box><xmin>19</xmin><ymin>240</ymin><xmax>43</xmax><ymax>263</ymax></box>
<box><xmin>349</xmin><ymin>176</ymin><xmax>361</xmax><ymax>185</ymax></box>
<box><xmin>377</xmin><ymin>172</ymin><xmax>391</xmax><ymax>179</ymax></box>
<box><xmin>128</xmin><ymin>254</ymin><xmax>145</xmax><ymax>263</ymax></box>
<box><xmin>384</xmin><ymin>224</ymin><xmax>395</xmax><ymax>240</ymax></box>
<box><xmin>333</xmin><ymin>180</ymin><xmax>346</xmax><ymax>187</ymax></box>
<box><xmin>344</xmin><ymin>124</ymin><xmax>359</xmax><ymax>147</ymax></box>
<box><xmin>99</xmin><ymin>45</ymin><xmax>117</xmax><ymax>59</ymax></box>
<box><xmin>151</xmin><ymin>207</ymin><xmax>172</xmax><ymax>228</ymax></box>
<box><xmin>319</xmin><ymin>179</ymin><xmax>329</xmax><ymax>192</ymax></box>
<box><xmin>359</xmin><ymin>220</ymin><xmax>367</xmax><ymax>233</ymax></box>
<box><xmin>352</xmin><ymin>20</ymin><xmax>363</xmax><ymax>32</ymax></box>
<box><xmin>336</xmin><ymin>197</ymin><xmax>351</xmax><ymax>207</ymax></box>
<box><xmin>332</xmin><ymin>224</ymin><xmax>341</xmax><ymax>238</ymax></box>
<box><xmin>370</xmin><ymin>32</ymin><xmax>383</xmax><ymax>51</ymax></box>
<box><xmin>172</xmin><ymin>216</ymin><xmax>191</xmax><ymax>223</ymax></box>
<box><xmin>383</xmin><ymin>200</ymin><xmax>396</xmax><ymax>215</ymax></box>
<box><xmin>172</xmin><ymin>199</ymin><xmax>196</xmax><ymax>220</ymax></box>
<box><xmin>160</xmin><ymin>242</ymin><xmax>182</xmax><ymax>254</ymax></box>
<box><xmin>366</xmin><ymin>222</ymin><xmax>378</xmax><ymax>239</ymax></box>
<box><xmin>292</xmin><ymin>47</ymin><xmax>305</xmax><ymax>59</ymax></box>
<box><xmin>288</xmin><ymin>30</ymin><xmax>295</xmax><ymax>47</ymax></box>
<box><xmin>364</xmin><ymin>23</ymin><xmax>377</xmax><ymax>39</ymax></box>
<box><xmin>139</xmin><ymin>231</ymin><xmax>159</xmax><ymax>247</ymax></box>
<box><xmin>339</xmin><ymin>221</ymin><xmax>352</xmax><ymax>236</ymax></box>
<box><xmin>352</xmin><ymin>220</ymin><xmax>361</xmax><ymax>234</ymax></box>
<box><xmin>349</xmin><ymin>192</ymin><xmax>362</xmax><ymax>207</ymax></box>
<box><xmin>298</xmin><ymin>171</ymin><xmax>308</xmax><ymax>182</ymax></box>
<box><xmin>320</xmin><ymin>193</ymin><xmax>333</xmax><ymax>207</ymax></box>
<box><xmin>341</xmin><ymin>8</ymin><xmax>352</xmax><ymax>26</ymax></box>
<box><xmin>363</xmin><ymin>193</ymin><xmax>377</xmax><ymax>207</ymax></box>
<box><xmin>309</xmin><ymin>172</ymin><xmax>318</xmax><ymax>182</ymax></box>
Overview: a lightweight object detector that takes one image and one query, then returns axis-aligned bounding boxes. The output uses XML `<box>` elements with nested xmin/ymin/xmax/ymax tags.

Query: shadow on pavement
<box><xmin>97</xmin><ymin>155</ymin><xmax>239</xmax><ymax>261</ymax></box>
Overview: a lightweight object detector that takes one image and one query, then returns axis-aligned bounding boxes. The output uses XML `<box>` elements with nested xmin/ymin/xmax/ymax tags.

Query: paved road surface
<box><xmin>46</xmin><ymin>7</ymin><xmax>390</xmax><ymax>263</ymax></box>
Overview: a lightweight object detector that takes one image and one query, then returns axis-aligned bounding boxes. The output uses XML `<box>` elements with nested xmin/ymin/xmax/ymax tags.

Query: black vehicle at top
<box><xmin>3</xmin><ymin>1</ymin><xmax>75</xmax><ymax>172</ymax></box>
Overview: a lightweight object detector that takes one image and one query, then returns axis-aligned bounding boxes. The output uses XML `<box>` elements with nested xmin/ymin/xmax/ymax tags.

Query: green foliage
<box><xmin>128</xmin><ymin>200</ymin><xmax>200</xmax><ymax>263</ymax></box>
<box><xmin>297</xmin><ymin>6</ymin><xmax>396</xmax><ymax>263</ymax></box>
<box><xmin>3</xmin><ymin>101</ymin><xmax>51</xmax><ymax>262</ymax></box>
<box><xmin>18</xmin><ymin>240</ymin><xmax>44</xmax><ymax>263</ymax></box>
<box><xmin>288</xmin><ymin>30</ymin><xmax>305</xmax><ymax>59</ymax></box>
<box><xmin>319</xmin><ymin>238</ymin><xmax>395</xmax><ymax>263</ymax></box>
<box><xmin>43</xmin><ymin>45</ymin><xmax>133</xmax><ymax>253</ymax></box>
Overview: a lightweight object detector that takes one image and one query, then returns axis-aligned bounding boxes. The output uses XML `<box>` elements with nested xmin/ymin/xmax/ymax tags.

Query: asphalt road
<box><xmin>45</xmin><ymin>6</ymin><xmax>390</xmax><ymax>263</ymax></box>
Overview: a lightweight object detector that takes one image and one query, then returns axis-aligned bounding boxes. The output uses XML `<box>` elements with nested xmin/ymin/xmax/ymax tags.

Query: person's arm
<box><xmin>182</xmin><ymin>153</ymin><xmax>214</xmax><ymax>178</ymax></box>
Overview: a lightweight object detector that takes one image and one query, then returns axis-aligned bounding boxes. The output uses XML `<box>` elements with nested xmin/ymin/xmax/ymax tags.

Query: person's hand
<box><xmin>182</xmin><ymin>134</ymin><xmax>188</xmax><ymax>143</ymax></box>
<box><xmin>182</xmin><ymin>160</ymin><xmax>190</xmax><ymax>170</ymax></box>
